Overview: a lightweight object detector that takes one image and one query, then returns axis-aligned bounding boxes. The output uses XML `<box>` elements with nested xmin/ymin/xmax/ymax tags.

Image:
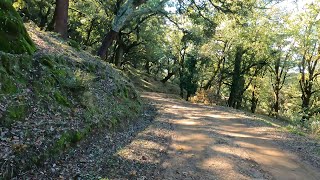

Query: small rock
<box><xmin>79</xmin><ymin>158</ymin><xmax>87</xmax><ymax>163</ymax></box>
<box><xmin>51</xmin><ymin>168</ymin><xmax>56</xmax><ymax>173</ymax></box>
<box><xmin>130</xmin><ymin>170</ymin><xmax>137</xmax><ymax>176</ymax></box>
<box><xmin>142</xmin><ymin>155</ymin><xmax>147</xmax><ymax>160</ymax></box>
<box><xmin>182</xmin><ymin>172</ymin><xmax>188</xmax><ymax>177</ymax></box>
<box><xmin>137</xmin><ymin>176</ymin><xmax>147</xmax><ymax>180</ymax></box>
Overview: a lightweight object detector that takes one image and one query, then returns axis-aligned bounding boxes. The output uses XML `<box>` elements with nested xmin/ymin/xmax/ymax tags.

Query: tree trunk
<box><xmin>216</xmin><ymin>74</ymin><xmax>223</xmax><ymax>97</ymax></box>
<box><xmin>301</xmin><ymin>90</ymin><xmax>312</xmax><ymax>124</ymax></box>
<box><xmin>54</xmin><ymin>0</ymin><xmax>69</xmax><ymax>39</ymax></box>
<box><xmin>203</xmin><ymin>75</ymin><xmax>215</xmax><ymax>90</ymax></box>
<box><xmin>235</xmin><ymin>77</ymin><xmax>245</xmax><ymax>109</ymax></box>
<box><xmin>251</xmin><ymin>85</ymin><xmax>258</xmax><ymax>113</ymax></box>
<box><xmin>114</xmin><ymin>43</ymin><xmax>124</xmax><ymax>67</ymax></box>
<box><xmin>84</xmin><ymin>18</ymin><xmax>96</xmax><ymax>46</ymax></box>
<box><xmin>228</xmin><ymin>46</ymin><xmax>245</xmax><ymax>108</ymax></box>
<box><xmin>273</xmin><ymin>87</ymin><xmax>280</xmax><ymax>117</ymax></box>
<box><xmin>216</xmin><ymin>58</ymin><xmax>226</xmax><ymax>97</ymax></box>
<box><xmin>298</xmin><ymin>47</ymin><xmax>319</xmax><ymax>125</ymax></box>
<box><xmin>97</xmin><ymin>30</ymin><xmax>119</xmax><ymax>60</ymax></box>
<box><xmin>186</xmin><ymin>92</ymin><xmax>190</xmax><ymax>101</ymax></box>
<box><xmin>179</xmin><ymin>68</ymin><xmax>184</xmax><ymax>98</ymax></box>
<box><xmin>145</xmin><ymin>60</ymin><xmax>150</xmax><ymax>74</ymax></box>
<box><xmin>97</xmin><ymin>0</ymin><xmax>149</xmax><ymax>59</ymax></box>
<box><xmin>161</xmin><ymin>72</ymin><xmax>174</xmax><ymax>83</ymax></box>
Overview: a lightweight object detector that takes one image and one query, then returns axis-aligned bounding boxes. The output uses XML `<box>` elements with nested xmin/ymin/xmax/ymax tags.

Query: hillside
<box><xmin>124</xmin><ymin>66</ymin><xmax>183</xmax><ymax>97</ymax></box>
<box><xmin>0</xmin><ymin>23</ymin><xmax>142</xmax><ymax>178</ymax></box>
<box><xmin>2</xmin><ymin>0</ymin><xmax>320</xmax><ymax>179</ymax></box>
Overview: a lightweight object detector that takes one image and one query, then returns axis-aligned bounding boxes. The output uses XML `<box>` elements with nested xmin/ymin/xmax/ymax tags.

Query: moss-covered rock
<box><xmin>0</xmin><ymin>0</ymin><xmax>36</xmax><ymax>54</ymax></box>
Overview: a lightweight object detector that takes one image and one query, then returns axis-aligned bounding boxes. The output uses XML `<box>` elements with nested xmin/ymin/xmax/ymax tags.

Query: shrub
<box><xmin>310</xmin><ymin>121</ymin><xmax>320</xmax><ymax>136</ymax></box>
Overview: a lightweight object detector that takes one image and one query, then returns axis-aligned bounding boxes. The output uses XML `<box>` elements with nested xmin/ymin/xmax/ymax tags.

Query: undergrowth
<box><xmin>0</xmin><ymin>47</ymin><xmax>142</xmax><ymax>178</ymax></box>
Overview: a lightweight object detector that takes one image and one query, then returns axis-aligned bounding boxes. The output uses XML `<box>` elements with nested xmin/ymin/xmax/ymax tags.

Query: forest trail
<box><xmin>142</xmin><ymin>92</ymin><xmax>320</xmax><ymax>180</ymax></box>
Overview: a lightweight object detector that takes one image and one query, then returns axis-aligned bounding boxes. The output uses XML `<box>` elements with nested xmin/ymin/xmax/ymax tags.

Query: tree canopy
<box><xmin>8</xmin><ymin>0</ymin><xmax>320</xmax><ymax>127</ymax></box>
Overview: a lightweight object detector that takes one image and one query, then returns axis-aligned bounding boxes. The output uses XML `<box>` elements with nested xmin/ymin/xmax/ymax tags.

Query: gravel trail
<box><xmin>142</xmin><ymin>92</ymin><xmax>320</xmax><ymax>180</ymax></box>
<box><xmin>21</xmin><ymin>92</ymin><xmax>320</xmax><ymax>179</ymax></box>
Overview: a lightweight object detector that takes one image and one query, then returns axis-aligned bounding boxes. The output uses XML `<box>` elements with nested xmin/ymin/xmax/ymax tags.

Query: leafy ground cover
<box><xmin>0</xmin><ymin>23</ymin><xmax>142</xmax><ymax>178</ymax></box>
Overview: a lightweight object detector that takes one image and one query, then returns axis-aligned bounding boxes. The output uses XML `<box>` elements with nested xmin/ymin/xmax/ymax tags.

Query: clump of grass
<box><xmin>310</xmin><ymin>121</ymin><xmax>320</xmax><ymax>137</ymax></box>
<box><xmin>285</xmin><ymin>125</ymin><xmax>306</xmax><ymax>136</ymax></box>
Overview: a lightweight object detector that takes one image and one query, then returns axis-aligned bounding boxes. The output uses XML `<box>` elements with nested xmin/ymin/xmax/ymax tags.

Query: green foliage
<box><xmin>68</xmin><ymin>39</ymin><xmax>81</xmax><ymax>51</ymax></box>
<box><xmin>0</xmin><ymin>0</ymin><xmax>36</xmax><ymax>54</ymax></box>
<box><xmin>2</xmin><ymin>103</ymin><xmax>27</xmax><ymax>127</ymax></box>
<box><xmin>181</xmin><ymin>54</ymin><xmax>199</xmax><ymax>98</ymax></box>
<box><xmin>310</xmin><ymin>120</ymin><xmax>320</xmax><ymax>136</ymax></box>
<box><xmin>1</xmin><ymin>76</ymin><xmax>18</xmax><ymax>94</ymax></box>
<box><xmin>53</xmin><ymin>91</ymin><xmax>71</xmax><ymax>107</ymax></box>
<box><xmin>0</xmin><ymin>31</ymin><xmax>144</xmax><ymax>178</ymax></box>
<box><xmin>285</xmin><ymin>125</ymin><xmax>306</xmax><ymax>136</ymax></box>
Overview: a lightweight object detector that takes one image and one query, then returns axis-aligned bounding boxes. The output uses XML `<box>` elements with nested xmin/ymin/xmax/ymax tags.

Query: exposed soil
<box><xmin>143</xmin><ymin>92</ymin><xmax>320</xmax><ymax>180</ymax></box>
<box><xmin>14</xmin><ymin>92</ymin><xmax>320</xmax><ymax>179</ymax></box>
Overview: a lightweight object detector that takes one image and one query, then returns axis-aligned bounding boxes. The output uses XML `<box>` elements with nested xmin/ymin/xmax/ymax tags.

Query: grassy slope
<box><xmin>124</xmin><ymin>66</ymin><xmax>183</xmax><ymax>98</ymax></box>
<box><xmin>0</xmin><ymin>23</ymin><xmax>141</xmax><ymax>178</ymax></box>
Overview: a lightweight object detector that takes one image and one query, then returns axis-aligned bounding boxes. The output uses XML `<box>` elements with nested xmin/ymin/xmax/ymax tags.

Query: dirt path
<box><xmin>142</xmin><ymin>92</ymin><xmax>320</xmax><ymax>180</ymax></box>
<box><xmin>20</xmin><ymin>92</ymin><xmax>320</xmax><ymax>179</ymax></box>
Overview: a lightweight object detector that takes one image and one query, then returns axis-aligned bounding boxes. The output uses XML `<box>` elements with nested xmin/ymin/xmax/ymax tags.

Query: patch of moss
<box><xmin>0</xmin><ymin>52</ymin><xmax>33</xmax><ymax>74</ymax></box>
<box><xmin>0</xmin><ymin>0</ymin><xmax>36</xmax><ymax>54</ymax></box>
<box><xmin>1</xmin><ymin>76</ymin><xmax>18</xmax><ymax>94</ymax></box>
<box><xmin>53</xmin><ymin>91</ymin><xmax>71</xmax><ymax>107</ymax></box>
<box><xmin>7</xmin><ymin>104</ymin><xmax>26</xmax><ymax>120</ymax></box>
<box><xmin>285</xmin><ymin>126</ymin><xmax>306</xmax><ymax>136</ymax></box>
<box><xmin>1</xmin><ymin>103</ymin><xmax>27</xmax><ymax>127</ymax></box>
<box><xmin>49</xmin><ymin>128</ymin><xmax>91</xmax><ymax>156</ymax></box>
<box><xmin>40</xmin><ymin>56</ymin><xmax>56</xmax><ymax>69</ymax></box>
<box><xmin>122</xmin><ymin>87</ymin><xmax>129</xmax><ymax>98</ymax></box>
<box><xmin>109</xmin><ymin>117</ymin><xmax>119</xmax><ymax>129</ymax></box>
<box><xmin>68</xmin><ymin>39</ymin><xmax>81</xmax><ymax>51</ymax></box>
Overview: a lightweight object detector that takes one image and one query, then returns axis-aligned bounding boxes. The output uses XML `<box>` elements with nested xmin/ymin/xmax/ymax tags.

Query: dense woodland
<box><xmin>7</xmin><ymin>0</ymin><xmax>320</xmax><ymax>128</ymax></box>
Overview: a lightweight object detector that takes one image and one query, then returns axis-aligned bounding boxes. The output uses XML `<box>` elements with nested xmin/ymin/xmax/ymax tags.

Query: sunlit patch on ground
<box><xmin>172</xmin><ymin>119</ymin><xmax>199</xmax><ymax>125</ymax></box>
<box><xmin>144</xmin><ymin>92</ymin><xmax>320</xmax><ymax>180</ymax></box>
<box><xmin>206</xmin><ymin>114</ymin><xmax>238</xmax><ymax>119</ymax></box>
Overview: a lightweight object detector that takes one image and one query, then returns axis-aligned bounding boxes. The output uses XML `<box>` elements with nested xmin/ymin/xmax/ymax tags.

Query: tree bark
<box><xmin>54</xmin><ymin>0</ymin><xmax>69</xmax><ymax>39</ymax></box>
<box><xmin>97</xmin><ymin>30</ymin><xmax>119</xmax><ymax>60</ymax></box>
<box><xmin>251</xmin><ymin>85</ymin><xmax>258</xmax><ymax>113</ymax></box>
<box><xmin>84</xmin><ymin>18</ymin><xmax>97</xmax><ymax>46</ymax></box>
<box><xmin>114</xmin><ymin>41</ymin><xmax>124</xmax><ymax>67</ymax></box>
<box><xmin>145</xmin><ymin>60</ymin><xmax>151</xmax><ymax>74</ymax></box>
<box><xmin>298</xmin><ymin>46</ymin><xmax>319</xmax><ymax>124</ymax></box>
<box><xmin>161</xmin><ymin>72</ymin><xmax>174</xmax><ymax>83</ymax></box>
<box><xmin>270</xmin><ymin>51</ymin><xmax>289</xmax><ymax>118</ymax></box>
<box><xmin>97</xmin><ymin>0</ymin><xmax>147</xmax><ymax>59</ymax></box>
<box><xmin>228</xmin><ymin>46</ymin><xmax>245</xmax><ymax>108</ymax></box>
<box><xmin>97</xmin><ymin>0</ymin><xmax>168</xmax><ymax>59</ymax></box>
<box><xmin>203</xmin><ymin>75</ymin><xmax>215</xmax><ymax>90</ymax></box>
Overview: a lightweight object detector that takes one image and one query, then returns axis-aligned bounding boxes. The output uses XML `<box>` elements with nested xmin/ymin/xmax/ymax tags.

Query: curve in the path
<box><xmin>142</xmin><ymin>92</ymin><xmax>320</xmax><ymax>180</ymax></box>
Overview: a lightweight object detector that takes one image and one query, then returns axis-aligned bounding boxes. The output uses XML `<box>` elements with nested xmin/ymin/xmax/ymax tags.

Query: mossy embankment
<box><xmin>0</xmin><ymin>0</ymin><xmax>36</xmax><ymax>54</ymax></box>
<box><xmin>0</xmin><ymin>24</ymin><xmax>142</xmax><ymax>178</ymax></box>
